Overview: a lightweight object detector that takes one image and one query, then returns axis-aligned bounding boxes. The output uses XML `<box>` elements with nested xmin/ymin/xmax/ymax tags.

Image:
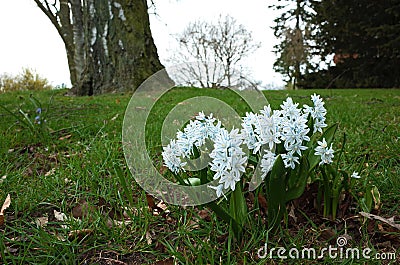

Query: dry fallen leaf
<box><xmin>146</xmin><ymin>194</ymin><xmax>156</xmax><ymax>210</ymax></box>
<box><xmin>360</xmin><ymin>212</ymin><xmax>400</xmax><ymax>230</ymax></box>
<box><xmin>110</xmin><ymin>113</ymin><xmax>119</xmax><ymax>121</ymax></box>
<box><xmin>146</xmin><ymin>231</ymin><xmax>152</xmax><ymax>245</ymax></box>
<box><xmin>113</xmin><ymin>219</ymin><xmax>133</xmax><ymax>228</ymax></box>
<box><xmin>198</xmin><ymin>209</ymin><xmax>210</xmax><ymax>221</ymax></box>
<box><xmin>53</xmin><ymin>209</ymin><xmax>69</xmax><ymax>229</ymax></box>
<box><xmin>72</xmin><ymin>199</ymin><xmax>95</xmax><ymax>220</ymax></box>
<box><xmin>54</xmin><ymin>210</ymin><xmax>67</xmax><ymax>222</ymax></box>
<box><xmin>0</xmin><ymin>194</ymin><xmax>11</xmax><ymax>226</ymax></box>
<box><xmin>0</xmin><ymin>175</ymin><xmax>6</xmax><ymax>184</ymax></box>
<box><xmin>288</xmin><ymin>204</ymin><xmax>297</xmax><ymax>223</ymax></box>
<box><xmin>34</xmin><ymin>216</ymin><xmax>49</xmax><ymax>227</ymax></box>
<box><xmin>154</xmin><ymin>258</ymin><xmax>174</xmax><ymax>265</ymax></box>
<box><xmin>156</xmin><ymin>201</ymin><xmax>169</xmax><ymax>212</ymax></box>
<box><xmin>258</xmin><ymin>192</ymin><xmax>268</xmax><ymax>213</ymax></box>
<box><xmin>45</xmin><ymin>168</ymin><xmax>56</xmax><ymax>177</ymax></box>
<box><xmin>68</xmin><ymin>229</ymin><xmax>93</xmax><ymax>241</ymax></box>
<box><xmin>59</xmin><ymin>134</ymin><xmax>72</xmax><ymax>141</ymax></box>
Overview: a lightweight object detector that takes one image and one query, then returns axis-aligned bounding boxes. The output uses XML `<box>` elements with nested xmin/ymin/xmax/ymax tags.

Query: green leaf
<box><xmin>0</xmin><ymin>104</ymin><xmax>30</xmax><ymax>128</ymax></box>
<box><xmin>286</xmin><ymin>156</ymin><xmax>310</xmax><ymax>202</ymax></box>
<box><xmin>229</xmin><ymin>183</ymin><xmax>248</xmax><ymax>228</ymax></box>
<box><xmin>247</xmin><ymin>155</ymin><xmax>258</xmax><ymax>166</ymax></box>
<box><xmin>321</xmin><ymin>123</ymin><xmax>338</xmax><ymax>146</ymax></box>
<box><xmin>19</xmin><ymin>109</ymin><xmax>35</xmax><ymax>131</ymax></box>
<box><xmin>29</xmin><ymin>94</ymin><xmax>42</xmax><ymax>110</ymax></box>
<box><xmin>267</xmin><ymin>155</ymin><xmax>287</xmax><ymax>231</ymax></box>
<box><xmin>208</xmin><ymin>201</ymin><xmax>241</xmax><ymax>239</ymax></box>
<box><xmin>361</xmin><ymin>184</ymin><xmax>374</xmax><ymax>213</ymax></box>
<box><xmin>114</xmin><ymin>164</ymin><xmax>135</xmax><ymax>207</ymax></box>
<box><xmin>171</xmin><ymin>171</ymin><xmax>186</xmax><ymax>186</ymax></box>
<box><xmin>199</xmin><ymin>167</ymin><xmax>208</xmax><ymax>185</ymax></box>
<box><xmin>321</xmin><ymin>167</ymin><xmax>332</xmax><ymax>218</ymax></box>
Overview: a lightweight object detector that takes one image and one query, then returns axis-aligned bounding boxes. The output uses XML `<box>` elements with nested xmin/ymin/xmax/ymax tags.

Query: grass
<box><xmin>0</xmin><ymin>88</ymin><xmax>399</xmax><ymax>264</ymax></box>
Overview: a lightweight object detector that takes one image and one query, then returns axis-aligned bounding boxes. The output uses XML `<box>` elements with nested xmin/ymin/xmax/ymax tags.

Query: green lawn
<box><xmin>0</xmin><ymin>88</ymin><xmax>399</xmax><ymax>264</ymax></box>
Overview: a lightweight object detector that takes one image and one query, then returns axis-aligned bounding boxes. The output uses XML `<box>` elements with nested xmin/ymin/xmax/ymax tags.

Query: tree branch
<box><xmin>33</xmin><ymin>0</ymin><xmax>62</xmax><ymax>34</ymax></box>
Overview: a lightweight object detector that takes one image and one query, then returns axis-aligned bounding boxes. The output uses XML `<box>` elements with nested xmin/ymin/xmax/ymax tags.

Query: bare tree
<box><xmin>169</xmin><ymin>15</ymin><xmax>260</xmax><ymax>89</ymax></box>
<box><xmin>33</xmin><ymin>0</ymin><xmax>164</xmax><ymax>95</ymax></box>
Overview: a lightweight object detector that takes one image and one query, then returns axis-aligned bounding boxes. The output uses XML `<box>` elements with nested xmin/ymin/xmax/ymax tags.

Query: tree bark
<box><xmin>34</xmin><ymin>0</ymin><xmax>164</xmax><ymax>95</ymax></box>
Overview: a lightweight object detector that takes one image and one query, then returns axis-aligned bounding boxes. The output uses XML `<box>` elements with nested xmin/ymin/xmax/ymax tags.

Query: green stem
<box><xmin>207</xmin><ymin>201</ymin><xmax>241</xmax><ymax>239</ymax></box>
<box><xmin>321</xmin><ymin>168</ymin><xmax>331</xmax><ymax>218</ymax></box>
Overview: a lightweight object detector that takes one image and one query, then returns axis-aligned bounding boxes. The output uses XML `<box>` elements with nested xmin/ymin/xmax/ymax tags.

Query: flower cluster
<box><xmin>240</xmin><ymin>94</ymin><xmax>327</xmax><ymax>176</ymax></box>
<box><xmin>209</xmin><ymin>128</ymin><xmax>247</xmax><ymax>193</ymax></box>
<box><xmin>162</xmin><ymin>112</ymin><xmax>221</xmax><ymax>174</ymax></box>
<box><xmin>314</xmin><ymin>138</ymin><xmax>334</xmax><ymax>165</ymax></box>
<box><xmin>162</xmin><ymin>94</ymin><xmax>334</xmax><ymax>198</ymax></box>
<box><xmin>162</xmin><ymin>112</ymin><xmax>247</xmax><ymax>196</ymax></box>
<box><xmin>303</xmin><ymin>94</ymin><xmax>327</xmax><ymax>133</ymax></box>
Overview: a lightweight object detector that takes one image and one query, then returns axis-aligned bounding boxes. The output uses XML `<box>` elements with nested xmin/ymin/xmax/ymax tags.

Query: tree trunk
<box><xmin>34</xmin><ymin>0</ymin><xmax>164</xmax><ymax>95</ymax></box>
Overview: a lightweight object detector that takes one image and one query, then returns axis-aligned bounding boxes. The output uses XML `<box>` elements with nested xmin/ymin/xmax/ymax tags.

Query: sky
<box><xmin>0</xmin><ymin>0</ymin><xmax>284</xmax><ymax>88</ymax></box>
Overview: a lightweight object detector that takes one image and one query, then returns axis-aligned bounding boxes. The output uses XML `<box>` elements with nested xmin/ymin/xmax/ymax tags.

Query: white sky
<box><xmin>0</xmin><ymin>0</ymin><xmax>284</xmax><ymax>88</ymax></box>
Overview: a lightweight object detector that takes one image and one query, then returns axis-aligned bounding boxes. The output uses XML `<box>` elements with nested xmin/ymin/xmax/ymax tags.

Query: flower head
<box><xmin>260</xmin><ymin>150</ymin><xmax>276</xmax><ymax>179</ymax></box>
<box><xmin>162</xmin><ymin>139</ymin><xmax>187</xmax><ymax>173</ymax></box>
<box><xmin>351</xmin><ymin>171</ymin><xmax>361</xmax><ymax>179</ymax></box>
<box><xmin>281</xmin><ymin>152</ymin><xmax>300</xmax><ymax>169</ymax></box>
<box><xmin>314</xmin><ymin>138</ymin><xmax>334</xmax><ymax>165</ymax></box>
<box><xmin>209</xmin><ymin>128</ymin><xmax>247</xmax><ymax>192</ymax></box>
<box><xmin>304</xmin><ymin>94</ymin><xmax>327</xmax><ymax>133</ymax></box>
<box><xmin>208</xmin><ymin>184</ymin><xmax>227</xmax><ymax>199</ymax></box>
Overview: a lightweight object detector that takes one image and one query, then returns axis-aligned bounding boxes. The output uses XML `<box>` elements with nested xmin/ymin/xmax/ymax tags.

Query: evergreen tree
<box><xmin>304</xmin><ymin>0</ymin><xmax>400</xmax><ymax>88</ymax></box>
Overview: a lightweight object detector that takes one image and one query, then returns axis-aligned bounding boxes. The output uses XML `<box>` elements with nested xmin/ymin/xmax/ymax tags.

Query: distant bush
<box><xmin>0</xmin><ymin>68</ymin><xmax>52</xmax><ymax>93</ymax></box>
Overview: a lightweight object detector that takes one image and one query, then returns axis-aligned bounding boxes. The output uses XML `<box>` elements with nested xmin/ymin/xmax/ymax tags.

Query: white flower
<box><xmin>316</xmin><ymin>138</ymin><xmax>328</xmax><ymax>149</ymax></box>
<box><xmin>164</xmin><ymin>113</ymin><xmax>221</xmax><ymax>173</ymax></box>
<box><xmin>219</xmin><ymin>170</ymin><xmax>241</xmax><ymax>191</ymax></box>
<box><xmin>280</xmin><ymin>97</ymin><xmax>301</xmax><ymax>119</ymax></box>
<box><xmin>281</xmin><ymin>152</ymin><xmax>300</xmax><ymax>169</ymax></box>
<box><xmin>351</xmin><ymin>171</ymin><xmax>361</xmax><ymax>179</ymax></box>
<box><xmin>256</xmin><ymin>111</ymin><xmax>281</xmax><ymax>151</ymax></box>
<box><xmin>163</xmin><ymin>95</ymin><xmax>334</xmax><ymax>199</ymax></box>
<box><xmin>280</xmin><ymin>113</ymin><xmax>310</xmax><ymax>151</ymax></box>
<box><xmin>260</xmin><ymin>150</ymin><xmax>276</xmax><ymax>179</ymax></box>
<box><xmin>196</xmin><ymin>111</ymin><xmax>206</xmax><ymax>121</ymax></box>
<box><xmin>241</xmin><ymin>112</ymin><xmax>258</xmax><ymax>151</ymax></box>
<box><xmin>209</xmin><ymin>128</ymin><xmax>247</xmax><ymax>193</ymax></box>
<box><xmin>313</xmin><ymin>118</ymin><xmax>327</xmax><ymax>134</ymax></box>
<box><xmin>208</xmin><ymin>184</ymin><xmax>226</xmax><ymax>199</ymax></box>
<box><xmin>286</xmin><ymin>141</ymin><xmax>308</xmax><ymax>156</ymax></box>
<box><xmin>304</xmin><ymin>94</ymin><xmax>328</xmax><ymax>133</ymax></box>
<box><xmin>162</xmin><ymin>139</ymin><xmax>187</xmax><ymax>173</ymax></box>
<box><xmin>260</xmin><ymin>105</ymin><xmax>272</xmax><ymax>117</ymax></box>
<box><xmin>241</xmin><ymin>108</ymin><xmax>281</xmax><ymax>154</ymax></box>
<box><xmin>314</xmin><ymin>138</ymin><xmax>334</xmax><ymax>165</ymax></box>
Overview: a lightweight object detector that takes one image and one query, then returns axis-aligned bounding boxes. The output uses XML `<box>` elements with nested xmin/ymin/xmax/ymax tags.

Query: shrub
<box><xmin>0</xmin><ymin>68</ymin><xmax>52</xmax><ymax>92</ymax></box>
